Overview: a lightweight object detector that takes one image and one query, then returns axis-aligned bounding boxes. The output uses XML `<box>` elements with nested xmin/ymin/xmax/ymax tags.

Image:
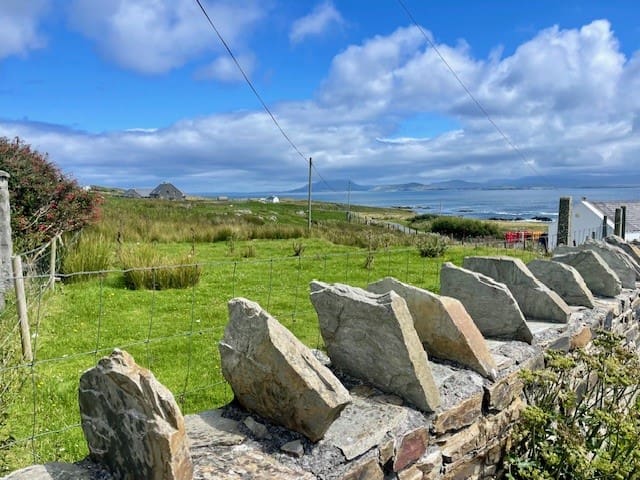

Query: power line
<box><xmin>395</xmin><ymin>0</ymin><xmax>542</xmax><ymax>177</ymax></box>
<box><xmin>193</xmin><ymin>0</ymin><xmax>306</xmax><ymax>161</ymax></box>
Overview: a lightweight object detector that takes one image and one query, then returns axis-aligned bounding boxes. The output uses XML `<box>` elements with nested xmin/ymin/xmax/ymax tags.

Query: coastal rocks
<box><xmin>556</xmin><ymin>240</ymin><xmax>637</xmax><ymax>288</ymax></box>
<box><xmin>219</xmin><ymin>298</ymin><xmax>351</xmax><ymax>442</ymax></box>
<box><xmin>463</xmin><ymin>256</ymin><xmax>571</xmax><ymax>323</ymax></box>
<box><xmin>527</xmin><ymin>259</ymin><xmax>595</xmax><ymax>308</ymax></box>
<box><xmin>439</xmin><ymin>262</ymin><xmax>533</xmax><ymax>343</ymax></box>
<box><xmin>367</xmin><ymin>277</ymin><xmax>497</xmax><ymax>380</ymax></box>
<box><xmin>310</xmin><ymin>281</ymin><xmax>441</xmax><ymax>412</ymax></box>
<box><xmin>552</xmin><ymin>250</ymin><xmax>622</xmax><ymax>297</ymax></box>
<box><xmin>78</xmin><ymin>349</ymin><xmax>192</xmax><ymax>480</ymax></box>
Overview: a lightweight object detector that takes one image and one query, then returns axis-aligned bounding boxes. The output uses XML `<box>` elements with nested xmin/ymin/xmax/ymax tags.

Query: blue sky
<box><xmin>1</xmin><ymin>1</ymin><xmax>639</xmax><ymax>193</ymax></box>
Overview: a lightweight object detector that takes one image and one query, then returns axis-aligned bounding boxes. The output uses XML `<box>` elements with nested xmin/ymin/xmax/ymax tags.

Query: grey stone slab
<box><xmin>553</xmin><ymin>250</ymin><xmax>622</xmax><ymax>297</ymax></box>
<box><xmin>527</xmin><ymin>259</ymin><xmax>595</xmax><ymax>308</ymax></box>
<box><xmin>78</xmin><ymin>349</ymin><xmax>193</xmax><ymax>480</ymax></box>
<box><xmin>310</xmin><ymin>281</ymin><xmax>441</xmax><ymax>412</ymax></box>
<box><xmin>2</xmin><ymin>463</ymin><xmax>101</xmax><ymax>480</ymax></box>
<box><xmin>440</xmin><ymin>262</ymin><xmax>532</xmax><ymax>343</ymax></box>
<box><xmin>185</xmin><ymin>409</ymin><xmax>246</xmax><ymax>448</ymax></box>
<box><xmin>605</xmin><ymin>236</ymin><xmax>640</xmax><ymax>278</ymax></box>
<box><xmin>220</xmin><ymin>298</ymin><xmax>351</xmax><ymax>442</ymax></box>
<box><xmin>463</xmin><ymin>256</ymin><xmax>571</xmax><ymax>323</ymax></box>
<box><xmin>556</xmin><ymin>239</ymin><xmax>636</xmax><ymax>288</ymax></box>
<box><xmin>321</xmin><ymin>396</ymin><xmax>408</xmax><ymax>460</ymax></box>
<box><xmin>368</xmin><ymin>277</ymin><xmax>497</xmax><ymax>380</ymax></box>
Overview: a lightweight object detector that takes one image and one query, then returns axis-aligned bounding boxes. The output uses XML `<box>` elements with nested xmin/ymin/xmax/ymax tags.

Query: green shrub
<box><xmin>416</xmin><ymin>234</ymin><xmax>448</xmax><ymax>257</ymax></box>
<box><xmin>61</xmin><ymin>233</ymin><xmax>112</xmax><ymax>282</ymax></box>
<box><xmin>505</xmin><ymin>331</ymin><xmax>640</xmax><ymax>479</ymax></box>
<box><xmin>0</xmin><ymin>137</ymin><xmax>102</xmax><ymax>251</ymax></box>
<box><xmin>430</xmin><ymin>216</ymin><xmax>500</xmax><ymax>239</ymax></box>
<box><xmin>119</xmin><ymin>245</ymin><xmax>200</xmax><ymax>290</ymax></box>
<box><xmin>241</xmin><ymin>244</ymin><xmax>256</xmax><ymax>258</ymax></box>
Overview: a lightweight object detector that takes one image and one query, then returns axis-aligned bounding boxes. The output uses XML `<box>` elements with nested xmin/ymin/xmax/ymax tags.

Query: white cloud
<box><xmin>3</xmin><ymin>19</ymin><xmax>640</xmax><ymax>191</ymax></box>
<box><xmin>289</xmin><ymin>1</ymin><xmax>344</xmax><ymax>44</ymax></box>
<box><xmin>67</xmin><ymin>0</ymin><xmax>265</xmax><ymax>75</ymax></box>
<box><xmin>195</xmin><ymin>53</ymin><xmax>255</xmax><ymax>83</ymax></box>
<box><xmin>0</xmin><ymin>0</ymin><xmax>50</xmax><ymax>59</ymax></box>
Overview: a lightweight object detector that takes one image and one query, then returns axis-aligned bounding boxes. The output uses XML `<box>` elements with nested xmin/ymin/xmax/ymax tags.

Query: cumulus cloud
<box><xmin>0</xmin><ymin>0</ymin><xmax>50</xmax><ymax>59</ymax></box>
<box><xmin>3</xmin><ymin>19</ymin><xmax>640</xmax><ymax>191</ymax></box>
<box><xmin>195</xmin><ymin>53</ymin><xmax>255</xmax><ymax>82</ymax></box>
<box><xmin>67</xmin><ymin>0</ymin><xmax>264</xmax><ymax>74</ymax></box>
<box><xmin>289</xmin><ymin>1</ymin><xmax>344</xmax><ymax>44</ymax></box>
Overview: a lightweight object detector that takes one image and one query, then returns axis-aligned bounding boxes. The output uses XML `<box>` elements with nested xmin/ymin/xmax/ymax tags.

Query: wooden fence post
<box><xmin>13</xmin><ymin>255</ymin><xmax>32</xmax><ymax>362</ymax></box>
<box><xmin>48</xmin><ymin>235</ymin><xmax>57</xmax><ymax>291</ymax></box>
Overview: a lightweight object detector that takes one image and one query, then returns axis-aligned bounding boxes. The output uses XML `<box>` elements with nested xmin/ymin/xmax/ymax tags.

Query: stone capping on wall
<box><xmin>4</xmin><ymin>240</ymin><xmax>640</xmax><ymax>480</ymax></box>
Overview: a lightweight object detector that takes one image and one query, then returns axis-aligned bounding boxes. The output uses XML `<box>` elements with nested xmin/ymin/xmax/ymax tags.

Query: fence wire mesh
<box><xmin>0</xmin><ymin>241</ymin><xmax>544</xmax><ymax>473</ymax></box>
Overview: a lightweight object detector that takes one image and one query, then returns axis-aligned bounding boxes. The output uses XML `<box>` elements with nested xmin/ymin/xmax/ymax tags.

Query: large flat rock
<box><xmin>310</xmin><ymin>281</ymin><xmax>441</xmax><ymax>412</ymax></box>
<box><xmin>463</xmin><ymin>256</ymin><xmax>571</xmax><ymax>323</ymax></box>
<box><xmin>219</xmin><ymin>298</ymin><xmax>351</xmax><ymax>442</ymax></box>
<box><xmin>552</xmin><ymin>250</ymin><xmax>622</xmax><ymax>297</ymax></box>
<box><xmin>555</xmin><ymin>239</ymin><xmax>636</xmax><ymax>288</ymax></box>
<box><xmin>1</xmin><ymin>463</ymin><xmax>105</xmax><ymax>480</ymax></box>
<box><xmin>368</xmin><ymin>277</ymin><xmax>497</xmax><ymax>380</ymax></box>
<box><xmin>78</xmin><ymin>349</ymin><xmax>192</xmax><ymax>480</ymax></box>
<box><xmin>527</xmin><ymin>259</ymin><xmax>595</xmax><ymax>308</ymax></box>
<box><xmin>605</xmin><ymin>236</ymin><xmax>640</xmax><ymax>277</ymax></box>
<box><xmin>440</xmin><ymin>262</ymin><xmax>532</xmax><ymax>343</ymax></box>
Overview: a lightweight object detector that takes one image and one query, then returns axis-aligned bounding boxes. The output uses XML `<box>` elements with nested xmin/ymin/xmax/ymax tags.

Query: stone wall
<box><xmin>5</xmin><ymin>236</ymin><xmax>640</xmax><ymax>480</ymax></box>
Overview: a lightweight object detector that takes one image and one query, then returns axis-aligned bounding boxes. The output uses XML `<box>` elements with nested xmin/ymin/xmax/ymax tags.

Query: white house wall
<box><xmin>548</xmin><ymin>200</ymin><xmax>614</xmax><ymax>250</ymax></box>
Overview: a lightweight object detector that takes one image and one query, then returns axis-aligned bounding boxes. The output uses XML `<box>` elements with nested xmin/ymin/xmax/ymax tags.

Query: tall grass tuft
<box><xmin>119</xmin><ymin>245</ymin><xmax>200</xmax><ymax>290</ymax></box>
<box><xmin>61</xmin><ymin>233</ymin><xmax>113</xmax><ymax>282</ymax></box>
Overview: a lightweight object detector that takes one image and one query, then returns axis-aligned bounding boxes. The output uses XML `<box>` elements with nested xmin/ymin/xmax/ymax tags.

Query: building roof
<box><xmin>149</xmin><ymin>182</ymin><xmax>184</xmax><ymax>199</ymax></box>
<box><xmin>123</xmin><ymin>188</ymin><xmax>153</xmax><ymax>198</ymax></box>
<box><xmin>589</xmin><ymin>200</ymin><xmax>640</xmax><ymax>233</ymax></box>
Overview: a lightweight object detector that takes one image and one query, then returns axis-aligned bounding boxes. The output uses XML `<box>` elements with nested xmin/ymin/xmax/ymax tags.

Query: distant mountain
<box><xmin>372</xmin><ymin>180</ymin><xmax>483</xmax><ymax>192</ymax></box>
<box><xmin>286</xmin><ymin>179</ymin><xmax>370</xmax><ymax>193</ymax></box>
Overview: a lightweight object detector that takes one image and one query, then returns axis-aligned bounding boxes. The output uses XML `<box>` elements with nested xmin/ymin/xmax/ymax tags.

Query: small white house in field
<box><xmin>548</xmin><ymin>197</ymin><xmax>640</xmax><ymax>249</ymax></box>
<box><xmin>264</xmin><ymin>196</ymin><xmax>280</xmax><ymax>204</ymax></box>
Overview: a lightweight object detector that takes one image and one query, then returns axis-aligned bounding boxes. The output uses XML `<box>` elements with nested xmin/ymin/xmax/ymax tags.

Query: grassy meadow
<box><xmin>0</xmin><ymin>195</ymin><xmax>545</xmax><ymax>472</ymax></box>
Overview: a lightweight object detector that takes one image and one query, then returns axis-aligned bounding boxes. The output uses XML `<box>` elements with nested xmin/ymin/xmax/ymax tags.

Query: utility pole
<box><xmin>307</xmin><ymin>157</ymin><xmax>312</xmax><ymax>233</ymax></box>
<box><xmin>347</xmin><ymin>180</ymin><xmax>352</xmax><ymax>222</ymax></box>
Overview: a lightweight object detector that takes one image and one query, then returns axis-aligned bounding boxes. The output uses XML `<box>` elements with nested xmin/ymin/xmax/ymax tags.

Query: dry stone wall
<box><xmin>5</xmin><ymin>237</ymin><xmax>640</xmax><ymax>480</ymax></box>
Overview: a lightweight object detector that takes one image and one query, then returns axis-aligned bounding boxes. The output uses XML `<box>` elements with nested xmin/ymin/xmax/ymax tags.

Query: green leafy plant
<box><xmin>430</xmin><ymin>216</ymin><xmax>500</xmax><ymax>240</ymax></box>
<box><xmin>292</xmin><ymin>240</ymin><xmax>305</xmax><ymax>257</ymax></box>
<box><xmin>0</xmin><ymin>137</ymin><xmax>102</xmax><ymax>251</ymax></box>
<box><xmin>416</xmin><ymin>234</ymin><xmax>448</xmax><ymax>258</ymax></box>
<box><xmin>505</xmin><ymin>331</ymin><xmax>640</xmax><ymax>479</ymax></box>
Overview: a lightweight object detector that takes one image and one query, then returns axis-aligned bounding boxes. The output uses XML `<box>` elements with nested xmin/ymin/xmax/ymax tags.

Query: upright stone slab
<box><xmin>605</xmin><ymin>236</ymin><xmax>640</xmax><ymax>277</ymax></box>
<box><xmin>310</xmin><ymin>281</ymin><xmax>441</xmax><ymax>412</ymax></box>
<box><xmin>557</xmin><ymin>196</ymin><xmax>572</xmax><ymax>246</ymax></box>
<box><xmin>527</xmin><ymin>259</ymin><xmax>595</xmax><ymax>308</ymax></box>
<box><xmin>220</xmin><ymin>298</ymin><xmax>351</xmax><ymax>442</ymax></box>
<box><xmin>556</xmin><ymin>239</ymin><xmax>637</xmax><ymax>288</ymax></box>
<box><xmin>78</xmin><ymin>349</ymin><xmax>193</xmax><ymax>480</ymax></box>
<box><xmin>462</xmin><ymin>256</ymin><xmax>571</xmax><ymax>323</ymax></box>
<box><xmin>552</xmin><ymin>250</ymin><xmax>622</xmax><ymax>297</ymax></box>
<box><xmin>367</xmin><ymin>277</ymin><xmax>497</xmax><ymax>380</ymax></box>
<box><xmin>439</xmin><ymin>262</ymin><xmax>533</xmax><ymax>343</ymax></box>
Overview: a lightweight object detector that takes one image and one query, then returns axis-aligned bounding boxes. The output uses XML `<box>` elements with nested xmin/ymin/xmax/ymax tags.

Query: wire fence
<box><xmin>0</xmin><ymin>240</ymin><xmax>544</xmax><ymax>472</ymax></box>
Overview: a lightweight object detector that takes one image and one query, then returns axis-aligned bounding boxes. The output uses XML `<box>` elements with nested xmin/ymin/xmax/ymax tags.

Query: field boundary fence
<box><xmin>0</xmin><ymin>238</ymin><xmax>544</xmax><ymax>472</ymax></box>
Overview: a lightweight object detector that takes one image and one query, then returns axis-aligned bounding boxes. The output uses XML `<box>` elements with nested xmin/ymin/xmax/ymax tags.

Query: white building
<box><xmin>548</xmin><ymin>198</ymin><xmax>640</xmax><ymax>250</ymax></box>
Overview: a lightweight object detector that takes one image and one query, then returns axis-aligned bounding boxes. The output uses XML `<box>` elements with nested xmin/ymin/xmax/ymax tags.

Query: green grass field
<box><xmin>0</xmin><ymin>196</ymin><xmax>543</xmax><ymax>472</ymax></box>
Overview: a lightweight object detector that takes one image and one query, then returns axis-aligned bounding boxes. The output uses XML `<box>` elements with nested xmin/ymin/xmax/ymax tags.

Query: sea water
<box><xmin>208</xmin><ymin>186</ymin><xmax>640</xmax><ymax>221</ymax></box>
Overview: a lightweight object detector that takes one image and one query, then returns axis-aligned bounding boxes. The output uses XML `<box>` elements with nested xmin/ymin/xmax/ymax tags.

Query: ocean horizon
<box><xmin>198</xmin><ymin>186</ymin><xmax>640</xmax><ymax>222</ymax></box>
